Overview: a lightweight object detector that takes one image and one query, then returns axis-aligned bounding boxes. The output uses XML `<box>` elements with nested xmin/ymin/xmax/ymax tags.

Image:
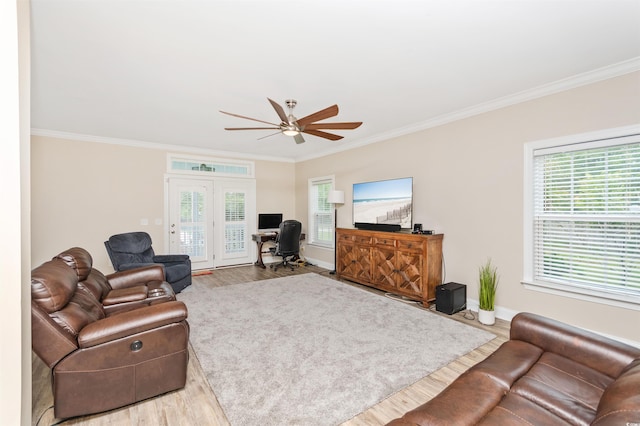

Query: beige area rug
<box><xmin>178</xmin><ymin>273</ymin><xmax>495</xmax><ymax>426</ymax></box>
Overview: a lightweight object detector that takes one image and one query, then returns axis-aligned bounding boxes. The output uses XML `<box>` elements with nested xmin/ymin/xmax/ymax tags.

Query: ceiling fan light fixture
<box><xmin>282</xmin><ymin>126</ymin><xmax>299</xmax><ymax>136</ymax></box>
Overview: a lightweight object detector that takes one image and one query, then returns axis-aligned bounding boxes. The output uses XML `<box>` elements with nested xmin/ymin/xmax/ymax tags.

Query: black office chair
<box><xmin>270</xmin><ymin>220</ymin><xmax>302</xmax><ymax>271</ymax></box>
<box><xmin>104</xmin><ymin>231</ymin><xmax>192</xmax><ymax>293</ymax></box>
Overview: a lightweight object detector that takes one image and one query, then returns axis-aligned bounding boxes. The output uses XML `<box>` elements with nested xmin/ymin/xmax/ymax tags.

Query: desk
<box><xmin>251</xmin><ymin>232</ymin><xmax>305</xmax><ymax>268</ymax></box>
<box><xmin>252</xmin><ymin>233</ymin><xmax>277</xmax><ymax>268</ymax></box>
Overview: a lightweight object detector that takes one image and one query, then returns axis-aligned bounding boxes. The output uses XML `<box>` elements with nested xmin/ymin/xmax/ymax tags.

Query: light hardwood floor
<box><xmin>32</xmin><ymin>264</ymin><xmax>510</xmax><ymax>426</ymax></box>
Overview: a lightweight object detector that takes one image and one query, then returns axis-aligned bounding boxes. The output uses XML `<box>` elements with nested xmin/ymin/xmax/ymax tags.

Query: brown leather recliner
<box><xmin>31</xmin><ymin>247</ymin><xmax>190</xmax><ymax>419</ymax></box>
<box><xmin>387</xmin><ymin>312</ymin><xmax>640</xmax><ymax>425</ymax></box>
<box><xmin>56</xmin><ymin>247</ymin><xmax>176</xmax><ymax>314</ymax></box>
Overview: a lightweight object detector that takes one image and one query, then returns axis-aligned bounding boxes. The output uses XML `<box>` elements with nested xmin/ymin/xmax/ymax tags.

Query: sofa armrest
<box><xmin>102</xmin><ymin>285</ymin><xmax>148</xmax><ymax>305</ymax></box>
<box><xmin>153</xmin><ymin>254</ymin><xmax>190</xmax><ymax>263</ymax></box>
<box><xmin>118</xmin><ymin>262</ymin><xmax>158</xmax><ymax>271</ymax></box>
<box><xmin>510</xmin><ymin>312</ymin><xmax>640</xmax><ymax>378</ymax></box>
<box><xmin>106</xmin><ymin>264</ymin><xmax>165</xmax><ymax>289</ymax></box>
<box><xmin>593</xmin><ymin>359</ymin><xmax>640</xmax><ymax>425</ymax></box>
<box><xmin>77</xmin><ymin>301</ymin><xmax>188</xmax><ymax>348</ymax></box>
<box><xmin>31</xmin><ymin>301</ymin><xmax>78</xmax><ymax>368</ymax></box>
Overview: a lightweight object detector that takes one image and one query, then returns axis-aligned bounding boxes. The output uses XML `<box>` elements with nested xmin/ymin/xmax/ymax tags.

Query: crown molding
<box><xmin>294</xmin><ymin>57</ymin><xmax>640</xmax><ymax>162</ymax></box>
<box><xmin>33</xmin><ymin>57</ymin><xmax>640</xmax><ymax>164</ymax></box>
<box><xmin>30</xmin><ymin>129</ymin><xmax>296</xmax><ymax>163</ymax></box>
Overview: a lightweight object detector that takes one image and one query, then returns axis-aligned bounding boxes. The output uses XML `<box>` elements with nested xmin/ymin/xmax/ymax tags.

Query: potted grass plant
<box><xmin>478</xmin><ymin>259</ymin><xmax>499</xmax><ymax>325</ymax></box>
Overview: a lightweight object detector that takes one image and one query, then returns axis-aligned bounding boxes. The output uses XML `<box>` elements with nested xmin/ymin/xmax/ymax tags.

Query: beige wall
<box><xmin>255</xmin><ymin>160</ymin><xmax>296</xmax><ymax>219</ymax></box>
<box><xmin>31</xmin><ymin>136</ymin><xmax>295</xmax><ymax>273</ymax></box>
<box><xmin>298</xmin><ymin>72</ymin><xmax>640</xmax><ymax>343</ymax></box>
<box><xmin>31</xmin><ymin>73</ymin><xmax>640</xmax><ymax>347</ymax></box>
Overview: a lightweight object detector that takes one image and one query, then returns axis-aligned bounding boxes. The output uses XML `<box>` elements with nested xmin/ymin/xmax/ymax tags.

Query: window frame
<box><xmin>308</xmin><ymin>175</ymin><xmax>335</xmax><ymax>249</ymax></box>
<box><xmin>523</xmin><ymin>124</ymin><xmax>640</xmax><ymax>310</ymax></box>
<box><xmin>167</xmin><ymin>154</ymin><xmax>255</xmax><ymax>178</ymax></box>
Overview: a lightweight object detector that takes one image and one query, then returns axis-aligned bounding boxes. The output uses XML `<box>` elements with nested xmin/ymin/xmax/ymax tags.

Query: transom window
<box><xmin>168</xmin><ymin>154</ymin><xmax>254</xmax><ymax>178</ymax></box>
<box><xmin>523</xmin><ymin>126</ymin><xmax>640</xmax><ymax>308</ymax></box>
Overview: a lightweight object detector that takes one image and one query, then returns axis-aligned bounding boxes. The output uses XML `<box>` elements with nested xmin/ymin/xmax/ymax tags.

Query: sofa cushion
<box><xmin>510</xmin><ymin>351</ymin><xmax>615</xmax><ymax>424</ymax></box>
<box><xmin>472</xmin><ymin>340</ymin><xmax>543</xmax><ymax>387</ymax></box>
<box><xmin>78</xmin><ymin>269</ymin><xmax>112</xmax><ymax>301</ymax></box>
<box><xmin>391</xmin><ymin>369</ymin><xmax>510</xmax><ymax>425</ymax></box>
<box><xmin>31</xmin><ymin>259</ymin><xmax>78</xmax><ymax>313</ymax></box>
<box><xmin>50</xmin><ymin>289</ymin><xmax>105</xmax><ymax>338</ymax></box>
<box><xmin>478</xmin><ymin>393</ymin><xmax>571</xmax><ymax>425</ymax></box>
<box><xmin>55</xmin><ymin>247</ymin><xmax>93</xmax><ymax>281</ymax></box>
<box><xmin>593</xmin><ymin>359</ymin><xmax>640</xmax><ymax>425</ymax></box>
<box><xmin>510</xmin><ymin>312</ymin><xmax>638</xmax><ymax>378</ymax></box>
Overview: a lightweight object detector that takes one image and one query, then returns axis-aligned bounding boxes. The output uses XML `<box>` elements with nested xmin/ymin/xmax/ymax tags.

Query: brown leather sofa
<box><xmin>388</xmin><ymin>312</ymin><xmax>640</xmax><ymax>425</ymax></box>
<box><xmin>31</xmin><ymin>247</ymin><xmax>190</xmax><ymax>419</ymax></box>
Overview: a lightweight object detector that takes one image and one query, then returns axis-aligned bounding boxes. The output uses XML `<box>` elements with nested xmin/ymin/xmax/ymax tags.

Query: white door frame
<box><xmin>213</xmin><ymin>177</ymin><xmax>256</xmax><ymax>267</ymax></box>
<box><xmin>166</xmin><ymin>176</ymin><xmax>215</xmax><ymax>270</ymax></box>
<box><xmin>164</xmin><ymin>174</ymin><xmax>257</xmax><ymax>269</ymax></box>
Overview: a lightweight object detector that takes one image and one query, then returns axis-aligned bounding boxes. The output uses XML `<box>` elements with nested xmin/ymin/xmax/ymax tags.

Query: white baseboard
<box><xmin>303</xmin><ymin>257</ymin><xmax>332</xmax><ymax>271</ymax></box>
<box><xmin>466</xmin><ymin>298</ymin><xmax>640</xmax><ymax>348</ymax></box>
<box><xmin>465</xmin><ymin>298</ymin><xmax>519</xmax><ymax>322</ymax></box>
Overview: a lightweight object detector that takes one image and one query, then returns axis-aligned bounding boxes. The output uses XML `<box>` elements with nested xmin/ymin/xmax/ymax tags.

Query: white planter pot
<box><xmin>478</xmin><ymin>308</ymin><xmax>495</xmax><ymax>325</ymax></box>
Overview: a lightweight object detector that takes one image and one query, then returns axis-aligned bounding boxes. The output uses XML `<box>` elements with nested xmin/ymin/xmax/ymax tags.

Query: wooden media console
<box><xmin>336</xmin><ymin>228</ymin><xmax>443</xmax><ymax>307</ymax></box>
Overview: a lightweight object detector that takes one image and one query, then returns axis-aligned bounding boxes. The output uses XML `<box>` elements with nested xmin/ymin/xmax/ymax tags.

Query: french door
<box><xmin>214</xmin><ymin>178</ymin><xmax>256</xmax><ymax>267</ymax></box>
<box><xmin>168</xmin><ymin>178</ymin><xmax>215</xmax><ymax>270</ymax></box>
<box><xmin>167</xmin><ymin>176</ymin><xmax>256</xmax><ymax>270</ymax></box>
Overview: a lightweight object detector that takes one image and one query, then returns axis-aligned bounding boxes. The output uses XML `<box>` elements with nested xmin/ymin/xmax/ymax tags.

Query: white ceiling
<box><xmin>30</xmin><ymin>0</ymin><xmax>640</xmax><ymax>162</ymax></box>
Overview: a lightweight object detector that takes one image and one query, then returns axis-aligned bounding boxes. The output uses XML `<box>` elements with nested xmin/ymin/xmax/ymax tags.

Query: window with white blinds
<box><xmin>308</xmin><ymin>176</ymin><xmax>334</xmax><ymax>248</ymax></box>
<box><xmin>525</xmin><ymin>128</ymin><xmax>640</xmax><ymax>306</ymax></box>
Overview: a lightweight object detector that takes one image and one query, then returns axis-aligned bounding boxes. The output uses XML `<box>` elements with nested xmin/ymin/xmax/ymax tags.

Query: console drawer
<box><xmin>397</xmin><ymin>239</ymin><xmax>423</xmax><ymax>252</ymax></box>
<box><xmin>373</xmin><ymin>237</ymin><xmax>395</xmax><ymax>247</ymax></box>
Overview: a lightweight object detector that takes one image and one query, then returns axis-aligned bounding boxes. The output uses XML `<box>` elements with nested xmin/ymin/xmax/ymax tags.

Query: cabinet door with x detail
<box><xmin>337</xmin><ymin>241</ymin><xmax>371</xmax><ymax>282</ymax></box>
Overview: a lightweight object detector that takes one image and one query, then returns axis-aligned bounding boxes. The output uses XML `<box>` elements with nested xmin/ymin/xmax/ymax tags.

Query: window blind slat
<box><xmin>532</xmin><ymin>140</ymin><xmax>640</xmax><ymax>298</ymax></box>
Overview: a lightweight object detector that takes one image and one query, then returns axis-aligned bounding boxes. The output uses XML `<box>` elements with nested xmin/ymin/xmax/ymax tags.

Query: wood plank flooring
<box><xmin>32</xmin><ymin>264</ymin><xmax>509</xmax><ymax>426</ymax></box>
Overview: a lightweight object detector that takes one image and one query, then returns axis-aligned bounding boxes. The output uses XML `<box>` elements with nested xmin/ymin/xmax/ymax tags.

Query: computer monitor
<box><xmin>258</xmin><ymin>213</ymin><xmax>283</xmax><ymax>230</ymax></box>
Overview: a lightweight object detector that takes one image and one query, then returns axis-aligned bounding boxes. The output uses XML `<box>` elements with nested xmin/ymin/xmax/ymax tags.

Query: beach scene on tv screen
<box><xmin>353</xmin><ymin>178</ymin><xmax>412</xmax><ymax>228</ymax></box>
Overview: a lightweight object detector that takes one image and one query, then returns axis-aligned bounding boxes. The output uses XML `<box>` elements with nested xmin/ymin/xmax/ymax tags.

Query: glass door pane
<box><xmin>179</xmin><ymin>188</ymin><xmax>206</xmax><ymax>258</ymax></box>
<box><xmin>224</xmin><ymin>191</ymin><xmax>247</xmax><ymax>258</ymax></box>
<box><xmin>169</xmin><ymin>178</ymin><xmax>214</xmax><ymax>269</ymax></box>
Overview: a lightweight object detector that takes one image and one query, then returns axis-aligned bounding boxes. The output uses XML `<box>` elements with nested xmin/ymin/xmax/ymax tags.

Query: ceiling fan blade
<box><xmin>303</xmin><ymin>122</ymin><xmax>363</xmax><ymax>130</ymax></box>
<box><xmin>267</xmin><ymin>98</ymin><xmax>289</xmax><ymax>123</ymax></box>
<box><xmin>294</xmin><ymin>133</ymin><xmax>305</xmax><ymax>144</ymax></box>
<box><xmin>296</xmin><ymin>105</ymin><xmax>339</xmax><ymax>127</ymax></box>
<box><xmin>224</xmin><ymin>127</ymin><xmax>280</xmax><ymax>130</ymax></box>
<box><xmin>257</xmin><ymin>131</ymin><xmax>283</xmax><ymax>140</ymax></box>
<box><xmin>220</xmin><ymin>110</ymin><xmax>280</xmax><ymax>127</ymax></box>
<box><xmin>302</xmin><ymin>129</ymin><xmax>344</xmax><ymax>141</ymax></box>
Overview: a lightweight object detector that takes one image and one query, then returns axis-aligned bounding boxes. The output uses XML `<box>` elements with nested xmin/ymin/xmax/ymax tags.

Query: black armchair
<box><xmin>105</xmin><ymin>231</ymin><xmax>192</xmax><ymax>293</ymax></box>
<box><xmin>270</xmin><ymin>220</ymin><xmax>302</xmax><ymax>271</ymax></box>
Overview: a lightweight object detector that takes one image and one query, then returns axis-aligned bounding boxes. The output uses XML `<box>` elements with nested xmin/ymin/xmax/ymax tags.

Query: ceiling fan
<box><xmin>220</xmin><ymin>98</ymin><xmax>362</xmax><ymax>144</ymax></box>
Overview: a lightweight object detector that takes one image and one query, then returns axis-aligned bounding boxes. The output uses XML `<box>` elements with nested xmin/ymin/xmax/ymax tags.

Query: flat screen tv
<box><xmin>258</xmin><ymin>213</ymin><xmax>283</xmax><ymax>230</ymax></box>
<box><xmin>353</xmin><ymin>177</ymin><xmax>413</xmax><ymax>230</ymax></box>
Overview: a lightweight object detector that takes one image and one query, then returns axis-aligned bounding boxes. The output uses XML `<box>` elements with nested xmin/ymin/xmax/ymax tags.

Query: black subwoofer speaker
<box><xmin>436</xmin><ymin>282</ymin><xmax>467</xmax><ymax>315</ymax></box>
